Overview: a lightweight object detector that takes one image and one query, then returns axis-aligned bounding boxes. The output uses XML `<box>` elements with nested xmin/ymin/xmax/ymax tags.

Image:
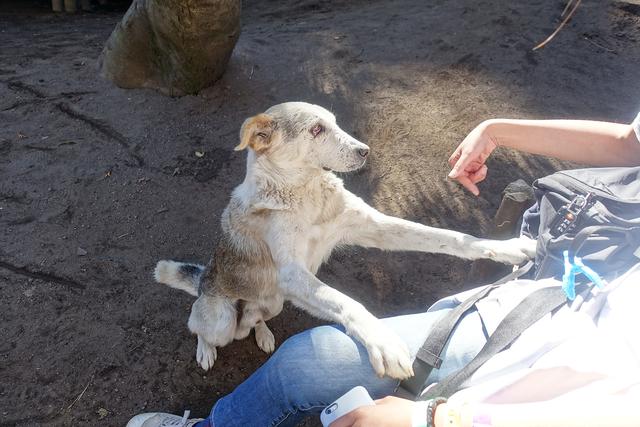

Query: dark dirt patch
<box><xmin>1</xmin><ymin>1</ymin><xmax>639</xmax><ymax>426</ymax></box>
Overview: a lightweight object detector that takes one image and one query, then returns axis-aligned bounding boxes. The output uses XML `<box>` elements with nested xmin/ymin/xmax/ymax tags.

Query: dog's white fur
<box><xmin>155</xmin><ymin>102</ymin><xmax>535</xmax><ymax>379</ymax></box>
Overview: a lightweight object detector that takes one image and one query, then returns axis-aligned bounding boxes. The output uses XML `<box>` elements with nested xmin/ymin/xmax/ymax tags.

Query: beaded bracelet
<box><xmin>426</xmin><ymin>397</ymin><xmax>448</xmax><ymax>427</ymax></box>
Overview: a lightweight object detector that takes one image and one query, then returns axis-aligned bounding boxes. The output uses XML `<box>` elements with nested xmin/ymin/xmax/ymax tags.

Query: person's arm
<box><xmin>448</xmin><ymin>118</ymin><xmax>640</xmax><ymax>195</ymax></box>
<box><xmin>483</xmin><ymin>119</ymin><xmax>640</xmax><ymax>165</ymax></box>
<box><xmin>329</xmin><ymin>394</ymin><xmax>640</xmax><ymax>427</ymax></box>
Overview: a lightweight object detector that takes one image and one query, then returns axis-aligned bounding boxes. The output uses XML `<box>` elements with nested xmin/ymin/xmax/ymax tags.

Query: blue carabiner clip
<box><xmin>573</xmin><ymin>257</ymin><xmax>606</xmax><ymax>289</ymax></box>
<box><xmin>562</xmin><ymin>250</ymin><xmax>577</xmax><ymax>300</ymax></box>
<box><xmin>562</xmin><ymin>250</ymin><xmax>606</xmax><ymax>300</ymax></box>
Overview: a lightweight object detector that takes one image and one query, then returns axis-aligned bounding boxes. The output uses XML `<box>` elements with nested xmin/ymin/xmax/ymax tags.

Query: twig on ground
<box><xmin>65</xmin><ymin>375</ymin><xmax>93</xmax><ymax>412</ymax></box>
<box><xmin>583</xmin><ymin>35</ymin><xmax>616</xmax><ymax>53</ymax></box>
<box><xmin>533</xmin><ymin>0</ymin><xmax>583</xmax><ymax>51</ymax></box>
<box><xmin>561</xmin><ymin>0</ymin><xmax>576</xmax><ymax>18</ymax></box>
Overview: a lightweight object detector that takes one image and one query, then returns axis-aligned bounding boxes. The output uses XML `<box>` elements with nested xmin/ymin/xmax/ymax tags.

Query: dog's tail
<box><xmin>154</xmin><ymin>260</ymin><xmax>204</xmax><ymax>297</ymax></box>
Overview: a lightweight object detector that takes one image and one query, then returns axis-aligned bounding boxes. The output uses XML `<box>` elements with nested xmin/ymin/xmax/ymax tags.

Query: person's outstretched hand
<box><xmin>448</xmin><ymin>121</ymin><xmax>498</xmax><ymax>196</ymax></box>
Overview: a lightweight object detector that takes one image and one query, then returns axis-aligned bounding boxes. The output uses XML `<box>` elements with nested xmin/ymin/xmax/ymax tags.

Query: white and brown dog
<box><xmin>155</xmin><ymin>102</ymin><xmax>534</xmax><ymax>379</ymax></box>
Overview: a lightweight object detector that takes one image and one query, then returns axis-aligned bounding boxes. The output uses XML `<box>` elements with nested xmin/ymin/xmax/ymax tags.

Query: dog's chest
<box><xmin>301</xmin><ymin>224</ymin><xmax>341</xmax><ymax>272</ymax></box>
<box><xmin>291</xmin><ymin>194</ymin><xmax>347</xmax><ymax>273</ymax></box>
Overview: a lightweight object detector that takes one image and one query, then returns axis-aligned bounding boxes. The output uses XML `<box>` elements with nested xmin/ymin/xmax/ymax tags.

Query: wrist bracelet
<box><xmin>426</xmin><ymin>397</ymin><xmax>448</xmax><ymax>427</ymax></box>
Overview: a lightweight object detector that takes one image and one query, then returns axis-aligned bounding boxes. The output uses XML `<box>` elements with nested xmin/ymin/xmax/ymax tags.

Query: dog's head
<box><xmin>234</xmin><ymin>102</ymin><xmax>369</xmax><ymax>173</ymax></box>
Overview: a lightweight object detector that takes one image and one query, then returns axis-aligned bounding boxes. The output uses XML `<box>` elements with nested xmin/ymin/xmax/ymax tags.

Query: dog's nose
<box><xmin>358</xmin><ymin>148</ymin><xmax>369</xmax><ymax>158</ymax></box>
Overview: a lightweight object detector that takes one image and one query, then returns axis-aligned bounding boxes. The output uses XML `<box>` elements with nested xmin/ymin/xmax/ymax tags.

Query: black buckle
<box><xmin>550</xmin><ymin>192</ymin><xmax>596</xmax><ymax>237</ymax></box>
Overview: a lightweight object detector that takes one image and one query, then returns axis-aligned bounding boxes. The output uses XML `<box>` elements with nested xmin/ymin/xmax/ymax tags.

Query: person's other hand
<box><xmin>448</xmin><ymin>121</ymin><xmax>498</xmax><ymax>196</ymax></box>
<box><xmin>329</xmin><ymin>396</ymin><xmax>414</xmax><ymax>427</ymax></box>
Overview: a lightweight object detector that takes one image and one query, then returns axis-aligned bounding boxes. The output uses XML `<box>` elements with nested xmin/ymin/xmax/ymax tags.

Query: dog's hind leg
<box><xmin>196</xmin><ymin>335</ymin><xmax>217</xmax><ymax>371</ymax></box>
<box><xmin>235</xmin><ymin>298</ymin><xmax>281</xmax><ymax>353</ymax></box>
<box><xmin>253</xmin><ymin>293</ymin><xmax>283</xmax><ymax>353</ymax></box>
<box><xmin>188</xmin><ymin>294</ymin><xmax>237</xmax><ymax>371</ymax></box>
<box><xmin>234</xmin><ymin>301</ymin><xmax>262</xmax><ymax>340</ymax></box>
<box><xmin>254</xmin><ymin>320</ymin><xmax>275</xmax><ymax>353</ymax></box>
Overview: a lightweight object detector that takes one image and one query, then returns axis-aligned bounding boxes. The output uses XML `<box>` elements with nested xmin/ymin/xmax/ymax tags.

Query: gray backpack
<box><xmin>522</xmin><ymin>166</ymin><xmax>640</xmax><ymax>280</ymax></box>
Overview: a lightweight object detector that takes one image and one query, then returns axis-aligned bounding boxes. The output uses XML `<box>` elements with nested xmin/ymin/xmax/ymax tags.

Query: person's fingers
<box><xmin>456</xmin><ymin>174</ymin><xmax>480</xmax><ymax>196</ymax></box>
<box><xmin>330</xmin><ymin>411</ymin><xmax>356</xmax><ymax>427</ymax></box>
<box><xmin>448</xmin><ymin>149</ymin><xmax>476</xmax><ymax>179</ymax></box>
<box><xmin>448</xmin><ymin>146</ymin><xmax>462</xmax><ymax>166</ymax></box>
<box><xmin>469</xmin><ymin>164</ymin><xmax>488</xmax><ymax>184</ymax></box>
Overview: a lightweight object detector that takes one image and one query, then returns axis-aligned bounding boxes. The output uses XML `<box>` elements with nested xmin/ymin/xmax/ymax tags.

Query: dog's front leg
<box><xmin>344</xmin><ymin>205</ymin><xmax>535</xmax><ymax>264</ymax></box>
<box><xmin>278</xmin><ymin>262</ymin><xmax>414</xmax><ymax>380</ymax></box>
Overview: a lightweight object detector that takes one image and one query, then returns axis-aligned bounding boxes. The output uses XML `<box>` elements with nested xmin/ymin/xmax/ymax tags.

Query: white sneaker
<box><xmin>126</xmin><ymin>410</ymin><xmax>204</xmax><ymax>427</ymax></box>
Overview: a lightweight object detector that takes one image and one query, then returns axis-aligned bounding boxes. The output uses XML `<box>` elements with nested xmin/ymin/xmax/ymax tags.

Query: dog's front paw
<box><xmin>476</xmin><ymin>236</ymin><xmax>536</xmax><ymax>265</ymax></box>
<box><xmin>196</xmin><ymin>335</ymin><xmax>217</xmax><ymax>370</ymax></box>
<box><xmin>361</xmin><ymin>325</ymin><xmax>414</xmax><ymax>380</ymax></box>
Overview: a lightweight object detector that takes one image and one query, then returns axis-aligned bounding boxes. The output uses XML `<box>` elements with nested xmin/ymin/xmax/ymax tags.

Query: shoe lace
<box><xmin>161</xmin><ymin>410</ymin><xmax>193</xmax><ymax>427</ymax></box>
<box><xmin>179</xmin><ymin>410</ymin><xmax>190</xmax><ymax>427</ymax></box>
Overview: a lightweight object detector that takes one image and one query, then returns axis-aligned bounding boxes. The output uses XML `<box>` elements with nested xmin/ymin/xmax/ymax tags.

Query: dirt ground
<box><xmin>1</xmin><ymin>0</ymin><xmax>639</xmax><ymax>425</ymax></box>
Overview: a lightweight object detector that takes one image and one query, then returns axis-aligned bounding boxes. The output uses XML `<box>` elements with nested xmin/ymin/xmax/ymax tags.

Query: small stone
<box><xmin>77</xmin><ymin>247</ymin><xmax>87</xmax><ymax>256</ymax></box>
<box><xmin>97</xmin><ymin>408</ymin><xmax>109</xmax><ymax>419</ymax></box>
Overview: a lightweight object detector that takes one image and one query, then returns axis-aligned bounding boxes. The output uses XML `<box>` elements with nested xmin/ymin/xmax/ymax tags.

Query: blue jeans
<box><xmin>202</xmin><ymin>298</ymin><xmax>486</xmax><ymax>427</ymax></box>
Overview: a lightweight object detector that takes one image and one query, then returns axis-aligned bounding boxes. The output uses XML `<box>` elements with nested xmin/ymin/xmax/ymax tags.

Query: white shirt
<box><xmin>447</xmin><ymin>263</ymin><xmax>640</xmax><ymax>405</ymax></box>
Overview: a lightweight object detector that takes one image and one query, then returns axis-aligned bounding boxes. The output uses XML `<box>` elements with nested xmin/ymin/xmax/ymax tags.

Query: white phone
<box><xmin>320</xmin><ymin>386</ymin><xmax>375</xmax><ymax>427</ymax></box>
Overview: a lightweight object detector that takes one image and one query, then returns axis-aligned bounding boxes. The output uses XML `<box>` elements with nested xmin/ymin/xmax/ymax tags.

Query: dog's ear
<box><xmin>235</xmin><ymin>114</ymin><xmax>276</xmax><ymax>153</ymax></box>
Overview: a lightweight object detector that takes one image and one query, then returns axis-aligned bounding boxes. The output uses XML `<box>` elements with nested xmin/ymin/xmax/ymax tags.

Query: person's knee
<box><xmin>273</xmin><ymin>325</ymin><xmax>364</xmax><ymax>378</ymax></box>
<box><xmin>269</xmin><ymin>325</ymin><xmax>369</xmax><ymax>404</ymax></box>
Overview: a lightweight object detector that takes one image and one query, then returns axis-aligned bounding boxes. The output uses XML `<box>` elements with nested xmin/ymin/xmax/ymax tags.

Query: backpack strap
<box><xmin>569</xmin><ymin>225</ymin><xmax>640</xmax><ymax>261</ymax></box>
<box><xmin>395</xmin><ymin>262</ymin><xmax>534</xmax><ymax>400</ymax></box>
<box><xmin>419</xmin><ymin>283</ymin><xmax>587</xmax><ymax>400</ymax></box>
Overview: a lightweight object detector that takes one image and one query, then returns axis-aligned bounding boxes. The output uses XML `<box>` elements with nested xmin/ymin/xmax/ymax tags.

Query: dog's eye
<box><xmin>256</xmin><ymin>132</ymin><xmax>268</xmax><ymax>139</ymax></box>
<box><xmin>310</xmin><ymin>124</ymin><xmax>323</xmax><ymax>137</ymax></box>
